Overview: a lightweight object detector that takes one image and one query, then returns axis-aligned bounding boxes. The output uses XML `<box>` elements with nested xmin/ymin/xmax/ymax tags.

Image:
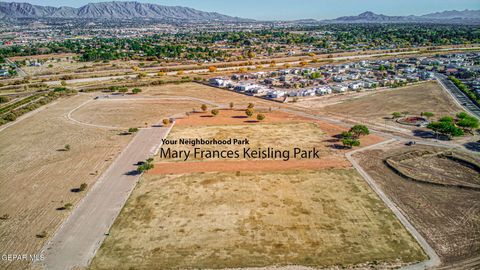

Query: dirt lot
<box><xmin>142</xmin><ymin>82</ymin><xmax>276</xmax><ymax>108</ymax></box>
<box><xmin>0</xmin><ymin>94</ymin><xmax>132</xmax><ymax>270</ymax></box>
<box><xmin>91</xmin><ymin>169</ymin><xmax>426</xmax><ymax>270</ymax></box>
<box><xmin>301</xmin><ymin>82</ymin><xmax>462</xmax><ymax>125</ymax></box>
<box><xmin>71</xmin><ymin>98</ymin><xmax>201</xmax><ymax>128</ymax></box>
<box><xmin>353</xmin><ymin>142</ymin><xmax>480</xmax><ymax>266</ymax></box>
<box><xmin>149</xmin><ymin>158</ymin><xmax>351</xmax><ymax>175</ymax></box>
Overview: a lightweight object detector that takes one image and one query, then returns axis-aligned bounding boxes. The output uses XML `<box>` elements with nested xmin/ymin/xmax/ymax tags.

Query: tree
<box><xmin>137</xmin><ymin>158</ymin><xmax>154</xmax><ymax>173</ymax></box>
<box><xmin>342</xmin><ymin>138</ymin><xmax>360</xmax><ymax>149</ymax></box>
<box><xmin>3</xmin><ymin>113</ymin><xmax>16</xmax><ymax>122</ymax></box>
<box><xmin>257</xmin><ymin>114</ymin><xmax>265</xmax><ymax>121</ymax></box>
<box><xmin>201</xmin><ymin>104</ymin><xmax>208</xmax><ymax>112</ymax></box>
<box><xmin>128</xmin><ymin>127</ymin><xmax>139</xmax><ymax>133</ymax></box>
<box><xmin>211</xmin><ymin>109</ymin><xmax>219</xmax><ymax>116</ymax></box>
<box><xmin>392</xmin><ymin>112</ymin><xmax>402</xmax><ymax>119</ymax></box>
<box><xmin>79</xmin><ymin>183</ymin><xmax>88</xmax><ymax>192</ymax></box>
<box><xmin>177</xmin><ymin>70</ymin><xmax>185</xmax><ymax>75</ymax></box>
<box><xmin>60</xmin><ymin>80</ymin><xmax>67</xmax><ymax>86</ymax></box>
<box><xmin>118</xmin><ymin>87</ymin><xmax>128</xmax><ymax>95</ymax></box>
<box><xmin>247</xmin><ymin>103</ymin><xmax>255</xmax><ymax>109</ymax></box>
<box><xmin>349</xmin><ymin>125</ymin><xmax>370</xmax><ymax>139</ymax></box>
<box><xmin>162</xmin><ymin>119</ymin><xmax>170</xmax><ymax>125</ymax></box>
<box><xmin>427</xmin><ymin>121</ymin><xmax>464</xmax><ymax>139</ymax></box>
<box><xmin>0</xmin><ymin>96</ymin><xmax>10</xmax><ymax>103</ymax></box>
<box><xmin>401</xmin><ymin>111</ymin><xmax>409</xmax><ymax>117</ymax></box>
<box><xmin>137</xmin><ymin>72</ymin><xmax>147</xmax><ymax>79</ymax></box>
<box><xmin>157</xmin><ymin>71</ymin><xmax>166</xmax><ymax>76</ymax></box>
<box><xmin>456</xmin><ymin>112</ymin><xmax>468</xmax><ymax>119</ymax></box>
<box><xmin>229</xmin><ymin>102</ymin><xmax>234</xmax><ymax>110</ymax></box>
<box><xmin>457</xmin><ymin>115</ymin><xmax>479</xmax><ymax>134</ymax></box>
<box><xmin>132</xmin><ymin>88</ymin><xmax>141</xmax><ymax>94</ymax></box>
<box><xmin>439</xmin><ymin>116</ymin><xmax>454</xmax><ymax>123</ymax></box>
<box><xmin>245</xmin><ymin>108</ymin><xmax>254</xmax><ymax>117</ymax></box>
<box><xmin>421</xmin><ymin>112</ymin><xmax>434</xmax><ymax>118</ymax></box>
<box><xmin>247</xmin><ymin>50</ymin><xmax>256</xmax><ymax>59</ymax></box>
<box><xmin>64</xmin><ymin>144</ymin><xmax>70</xmax><ymax>151</ymax></box>
<box><xmin>208</xmin><ymin>66</ymin><xmax>217</xmax><ymax>72</ymax></box>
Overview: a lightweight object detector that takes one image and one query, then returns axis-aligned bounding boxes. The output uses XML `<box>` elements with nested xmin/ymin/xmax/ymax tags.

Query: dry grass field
<box><xmin>91</xmin><ymin>169</ymin><xmax>426</xmax><ymax>270</ymax></box>
<box><xmin>142</xmin><ymin>82</ymin><xmax>275</xmax><ymax>107</ymax></box>
<box><xmin>72</xmin><ymin>98</ymin><xmax>201</xmax><ymax>128</ymax></box>
<box><xmin>304</xmin><ymin>82</ymin><xmax>462</xmax><ymax>124</ymax></box>
<box><xmin>0</xmin><ymin>94</ymin><xmax>132</xmax><ymax>269</ymax></box>
<box><xmin>158</xmin><ymin>121</ymin><xmax>331</xmax><ymax>163</ymax></box>
<box><xmin>353</xmin><ymin>143</ymin><xmax>480</xmax><ymax>266</ymax></box>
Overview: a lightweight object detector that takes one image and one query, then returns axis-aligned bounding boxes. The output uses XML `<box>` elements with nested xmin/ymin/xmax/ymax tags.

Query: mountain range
<box><xmin>325</xmin><ymin>10</ymin><xmax>480</xmax><ymax>23</ymax></box>
<box><xmin>0</xmin><ymin>1</ymin><xmax>247</xmax><ymax>22</ymax></box>
<box><xmin>0</xmin><ymin>1</ymin><xmax>478</xmax><ymax>24</ymax></box>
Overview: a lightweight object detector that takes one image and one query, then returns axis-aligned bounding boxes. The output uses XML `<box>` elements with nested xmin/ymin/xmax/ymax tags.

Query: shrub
<box><xmin>79</xmin><ymin>183</ymin><xmax>88</xmax><ymax>192</ymax></box>
<box><xmin>257</xmin><ymin>114</ymin><xmax>265</xmax><ymax>121</ymax></box>
<box><xmin>245</xmin><ymin>108</ymin><xmax>254</xmax><ymax>117</ymax></box>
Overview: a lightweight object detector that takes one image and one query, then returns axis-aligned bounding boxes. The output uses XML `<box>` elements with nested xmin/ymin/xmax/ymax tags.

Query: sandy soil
<box><xmin>353</xmin><ymin>142</ymin><xmax>480</xmax><ymax>265</ymax></box>
<box><xmin>0</xmin><ymin>94</ymin><xmax>132</xmax><ymax>270</ymax></box>
<box><xmin>142</xmin><ymin>82</ymin><xmax>275</xmax><ymax>107</ymax></box>
<box><xmin>301</xmin><ymin>82</ymin><xmax>462</xmax><ymax>125</ymax></box>
<box><xmin>91</xmin><ymin>169</ymin><xmax>426</xmax><ymax>270</ymax></box>
<box><xmin>149</xmin><ymin>158</ymin><xmax>351</xmax><ymax>175</ymax></box>
<box><xmin>72</xmin><ymin>99</ymin><xmax>201</xmax><ymax>128</ymax></box>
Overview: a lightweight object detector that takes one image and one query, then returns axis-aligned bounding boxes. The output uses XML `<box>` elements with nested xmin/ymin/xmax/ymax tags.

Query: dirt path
<box><xmin>149</xmin><ymin>158</ymin><xmax>351</xmax><ymax>175</ymax></box>
<box><xmin>345</xmin><ymin>139</ymin><xmax>441</xmax><ymax>269</ymax></box>
<box><xmin>39</xmin><ymin>124</ymin><xmax>174</xmax><ymax>270</ymax></box>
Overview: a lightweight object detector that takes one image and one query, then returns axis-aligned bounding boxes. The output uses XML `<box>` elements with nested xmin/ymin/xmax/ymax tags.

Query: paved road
<box><xmin>435</xmin><ymin>73</ymin><xmax>480</xmax><ymax>119</ymax></box>
<box><xmin>345</xmin><ymin>140</ymin><xmax>441</xmax><ymax>270</ymax></box>
<box><xmin>39</xmin><ymin>124</ymin><xmax>173</xmax><ymax>270</ymax></box>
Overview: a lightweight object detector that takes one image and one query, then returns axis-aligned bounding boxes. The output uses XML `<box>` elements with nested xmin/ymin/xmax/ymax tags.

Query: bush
<box><xmin>36</xmin><ymin>231</ymin><xmax>48</xmax><ymax>238</ymax></box>
<box><xmin>131</xmin><ymin>88</ymin><xmax>142</xmax><ymax>94</ymax></box>
<box><xmin>211</xmin><ymin>109</ymin><xmax>219</xmax><ymax>116</ymax></box>
<box><xmin>0</xmin><ymin>96</ymin><xmax>10</xmax><ymax>103</ymax></box>
<box><xmin>257</xmin><ymin>114</ymin><xmax>265</xmax><ymax>121</ymax></box>
<box><xmin>162</xmin><ymin>119</ymin><xmax>170</xmax><ymax>125</ymax></box>
<box><xmin>201</xmin><ymin>104</ymin><xmax>208</xmax><ymax>112</ymax></box>
<box><xmin>79</xmin><ymin>183</ymin><xmax>88</xmax><ymax>192</ymax></box>
<box><xmin>128</xmin><ymin>127</ymin><xmax>139</xmax><ymax>133</ymax></box>
<box><xmin>245</xmin><ymin>108</ymin><xmax>254</xmax><ymax>117</ymax></box>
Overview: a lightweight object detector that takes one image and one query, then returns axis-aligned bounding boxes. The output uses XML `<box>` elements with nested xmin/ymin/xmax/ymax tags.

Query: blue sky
<box><xmin>5</xmin><ymin>0</ymin><xmax>480</xmax><ymax>20</ymax></box>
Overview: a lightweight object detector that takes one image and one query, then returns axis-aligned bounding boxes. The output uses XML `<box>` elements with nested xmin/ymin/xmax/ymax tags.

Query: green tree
<box><xmin>392</xmin><ymin>112</ymin><xmax>402</xmax><ymax>119</ymax></box>
<box><xmin>342</xmin><ymin>138</ymin><xmax>360</xmax><ymax>149</ymax></box>
<box><xmin>201</xmin><ymin>104</ymin><xmax>208</xmax><ymax>112</ymax></box>
<box><xmin>128</xmin><ymin>127</ymin><xmax>139</xmax><ymax>133</ymax></box>
<box><xmin>257</xmin><ymin>114</ymin><xmax>265</xmax><ymax>121</ymax></box>
<box><xmin>229</xmin><ymin>102</ymin><xmax>234</xmax><ymax>110</ymax></box>
<box><xmin>421</xmin><ymin>112</ymin><xmax>434</xmax><ymax>118</ymax></box>
<box><xmin>79</xmin><ymin>183</ymin><xmax>88</xmax><ymax>192</ymax></box>
<box><xmin>64</xmin><ymin>144</ymin><xmax>70</xmax><ymax>151</ymax></box>
<box><xmin>245</xmin><ymin>108</ymin><xmax>254</xmax><ymax>117</ymax></box>
<box><xmin>211</xmin><ymin>109</ymin><xmax>219</xmax><ymax>116</ymax></box>
<box><xmin>457</xmin><ymin>115</ymin><xmax>479</xmax><ymax>134</ymax></box>
<box><xmin>132</xmin><ymin>88</ymin><xmax>142</xmax><ymax>94</ymax></box>
<box><xmin>247</xmin><ymin>103</ymin><xmax>255</xmax><ymax>109</ymax></box>
<box><xmin>349</xmin><ymin>125</ymin><xmax>370</xmax><ymax>139</ymax></box>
